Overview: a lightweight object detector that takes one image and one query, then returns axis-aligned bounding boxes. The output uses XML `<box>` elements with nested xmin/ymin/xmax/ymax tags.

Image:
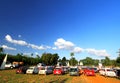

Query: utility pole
<box><xmin>117</xmin><ymin>49</ymin><xmax>120</xmax><ymax>57</ymax></box>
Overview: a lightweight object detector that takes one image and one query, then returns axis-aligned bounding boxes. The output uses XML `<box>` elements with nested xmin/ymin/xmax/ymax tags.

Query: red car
<box><xmin>84</xmin><ymin>68</ymin><xmax>95</xmax><ymax>76</ymax></box>
<box><xmin>53</xmin><ymin>67</ymin><xmax>65</xmax><ymax>75</ymax></box>
<box><xmin>16</xmin><ymin>66</ymin><xmax>29</xmax><ymax>74</ymax></box>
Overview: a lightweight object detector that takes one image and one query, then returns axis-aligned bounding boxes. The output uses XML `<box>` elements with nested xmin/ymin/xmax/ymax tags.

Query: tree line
<box><xmin>0</xmin><ymin>47</ymin><xmax>120</xmax><ymax>67</ymax></box>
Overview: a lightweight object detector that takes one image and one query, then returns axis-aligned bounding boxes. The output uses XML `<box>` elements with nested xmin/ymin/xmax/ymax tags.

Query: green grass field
<box><xmin>0</xmin><ymin>69</ymin><xmax>83</xmax><ymax>83</ymax></box>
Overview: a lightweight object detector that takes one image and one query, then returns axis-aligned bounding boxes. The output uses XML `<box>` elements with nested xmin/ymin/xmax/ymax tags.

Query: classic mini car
<box><xmin>69</xmin><ymin>66</ymin><xmax>80</xmax><ymax>76</ymax></box>
<box><xmin>84</xmin><ymin>68</ymin><xmax>95</xmax><ymax>76</ymax></box>
<box><xmin>53</xmin><ymin>67</ymin><xmax>65</xmax><ymax>75</ymax></box>
<box><xmin>38</xmin><ymin>66</ymin><xmax>53</xmax><ymax>75</ymax></box>
<box><xmin>16</xmin><ymin>66</ymin><xmax>29</xmax><ymax>74</ymax></box>
<box><xmin>26</xmin><ymin>66</ymin><xmax>39</xmax><ymax>74</ymax></box>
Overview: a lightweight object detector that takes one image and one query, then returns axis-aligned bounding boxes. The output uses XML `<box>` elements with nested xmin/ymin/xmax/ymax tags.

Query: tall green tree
<box><xmin>70</xmin><ymin>52</ymin><xmax>74</xmax><ymax>58</ymax></box>
<box><xmin>93</xmin><ymin>59</ymin><xmax>99</xmax><ymax>66</ymax></box>
<box><xmin>41</xmin><ymin>53</ymin><xmax>59</xmax><ymax>65</ymax></box>
<box><xmin>70</xmin><ymin>52</ymin><xmax>74</xmax><ymax>66</ymax></box>
<box><xmin>61</xmin><ymin>57</ymin><xmax>67</xmax><ymax>66</ymax></box>
<box><xmin>116</xmin><ymin>57</ymin><xmax>120</xmax><ymax>67</ymax></box>
<box><xmin>0</xmin><ymin>47</ymin><xmax>4</xmax><ymax>54</ymax></box>
<box><xmin>69</xmin><ymin>57</ymin><xmax>78</xmax><ymax>66</ymax></box>
<box><xmin>80</xmin><ymin>57</ymin><xmax>94</xmax><ymax>66</ymax></box>
<box><xmin>102</xmin><ymin>57</ymin><xmax>111</xmax><ymax>66</ymax></box>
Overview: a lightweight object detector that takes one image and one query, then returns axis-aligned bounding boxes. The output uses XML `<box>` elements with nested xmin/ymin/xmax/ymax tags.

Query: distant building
<box><xmin>98</xmin><ymin>60</ymin><xmax>102</xmax><ymax>69</ymax></box>
<box><xmin>66</xmin><ymin>61</ymin><xmax>70</xmax><ymax>66</ymax></box>
<box><xmin>57</xmin><ymin>62</ymin><xmax>62</xmax><ymax>66</ymax></box>
<box><xmin>80</xmin><ymin>62</ymin><xmax>83</xmax><ymax>66</ymax></box>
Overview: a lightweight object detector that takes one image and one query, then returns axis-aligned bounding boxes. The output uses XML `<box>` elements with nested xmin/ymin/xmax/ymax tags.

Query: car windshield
<box><xmin>28</xmin><ymin>68</ymin><xmax>34</xmax><ymax>70</ymax></box>
<box><xmin>41</xmin><ymin>68</ymin><xmax>45</xmax><ymax>70</ymax></box>
<box><xmin>55</xmin><ymin>68</ymin><xmax>61</xmax><ymax>70</ymax></box>
<box><xmin>107</xmin><ymin>69</ymin><xmax>113</xmax><ymax>71</ymax></box>
<box><xmin>70</xmin><ymin>68</ymin><xmax>77</xmax><ymax>72</ymax></box>
<box><xmin>89</xmin><ymin>68</ymin><xmax>97</xmax><ymax>70</ymax></box>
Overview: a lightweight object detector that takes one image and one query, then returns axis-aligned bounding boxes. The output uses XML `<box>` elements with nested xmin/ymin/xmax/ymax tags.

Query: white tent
<box><xmin>0</xmin><ymin>54</ymin><xmax>8</xmax><ymax>69</ymax></box>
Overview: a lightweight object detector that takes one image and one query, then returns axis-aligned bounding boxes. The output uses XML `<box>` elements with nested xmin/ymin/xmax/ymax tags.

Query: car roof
<box><xmin>70</xmin><ymin>66</ymin><xmax>78</xmax><ymax>68</ymax></box>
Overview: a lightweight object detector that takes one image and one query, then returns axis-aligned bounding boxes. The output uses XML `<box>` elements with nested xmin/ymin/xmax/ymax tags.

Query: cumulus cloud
<box><xmin>28</xmin><ymin>44</ymin><xmax>46</xmax><ymax>50</ymax></box>
<box><xmin>1</xmin><ymin>45</ymin><xmax>16</xmax><ymax>50</ymax></box>
<box><xmin>5</xmin><ymin>35</ymin><xmax>48</xmax><ymax>50</ymax></box>
<box><xmin>54</xmin><ymin>38</ymin><xmax>84</xmax><ymax>53</ymax></box>
<box><xmin>5</xmin><ymin>35</ymin><xmax>27</xmax><ymax>46</ymax></box>
<box><xmin>54</xmin><ymin>38</ymin><xmax>75</xmax><ymax>50</ymax></box>
<box><xmin>5</xmin><ymin>35</ymin><xmax>110</xmax><ymax>57</ymax></box>
<box><xmin>72</xmin><ymin>47</ymin><xmax>84</xmax><ymax>53</ymax></box>
<box><xmin>52</xmin><ymin>47</ymin><xmax>57</xmax><ymax>50</ymax></box>
<box><xmin>85</xmin><ymin>48</ymin><xmax>110</xmax><ymax>57</ymax></box>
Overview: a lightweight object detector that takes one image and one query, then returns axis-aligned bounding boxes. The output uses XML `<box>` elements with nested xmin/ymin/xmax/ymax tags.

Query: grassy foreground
<box><xmin>0</xmin><ymin>69</ymin><xmax>84</xmax><ymax>83</ymax></box>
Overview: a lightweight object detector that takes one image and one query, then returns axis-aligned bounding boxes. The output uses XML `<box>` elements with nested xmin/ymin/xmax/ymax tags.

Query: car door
<box><xmin>34</xmin><ymin>67</ymin><xmax>38</xmax><ymax>74</ymax></box>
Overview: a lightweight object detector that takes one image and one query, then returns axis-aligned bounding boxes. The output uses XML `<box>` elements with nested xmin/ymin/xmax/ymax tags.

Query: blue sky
<box><xmin>0</xmin><ymin>0</ymin><xmax>120</xmax><ymax>60</ymax></box>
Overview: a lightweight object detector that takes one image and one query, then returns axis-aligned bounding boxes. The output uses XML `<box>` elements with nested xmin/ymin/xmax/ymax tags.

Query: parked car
<box><xmin>80</xmin><ymin>67</ymin><xmax>87</xmax><ymax>75</ymax></box>
<box><xmin>89</xmin><ymin>67</ymin><xmax>98</xmax><ymax>73</ymax></box>
<box><xmin>84</xmin><ymin>68</ymin><xmax>95</xmax><ymax>76</ymax></box>
<box><xmin>26</xmin><ymin>66</ymin><xmax>39</xmax><ymax>74</ymax></box>
<box><xmin>63</xmin><ymin>66</ymin><xmax>69</xmax><ymax>73</ymax></box>
<box><xmin>69</xmin><ymin>66</ymin><xmax>80</xmax><ymax>76</ymax></box>
<box><xmin>99</xmin><ymin>68</ymin><xmax>105</xmax><ymax>75</ymax></box>
<box><xmin>5</xmin><ymin>62</ymin><xmax>15</xmax><ymax>69</ymax></box>
<box><xmin>38</xmin><ymin>66</ymin><xmax>53</xmax><ymax>75</ymax></box>
<box><xmin>53</xmin><ymin>67</ymin><xmax>65</xmax><ymax>75</ymax></box>
<box><xmin>105</xmin><ymin>68</ymin><xmax>116</xmax><ymax>77</ymax></box>
<box><xmin>99</xmin><ymin>68</ymin><xmax>116</xmax><ymax>77</ymax></box>
<box><xmin>115</xmin><ymin>69</ymin><xmax>120</xmax><ymax>78</ymax></box>
<box><xmin>16</xmin><ymin>66</ymin><xmax>29</xmax><ymax>74</ymax></box>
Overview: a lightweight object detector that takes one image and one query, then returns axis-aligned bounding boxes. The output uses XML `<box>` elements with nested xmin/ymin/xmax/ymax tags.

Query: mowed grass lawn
<box><xmin>0</xmin><ymin>69</ymin><xmax>84</xmax><ymax>83</ymax></box>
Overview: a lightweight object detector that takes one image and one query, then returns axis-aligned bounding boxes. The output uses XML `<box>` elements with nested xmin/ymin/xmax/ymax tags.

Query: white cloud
<box><xmin>5</xmin><ymin>34</ymin><xmax>48</xmax><ymax>50</ymax></box>
<box><xmin>28</xmin><ymin>44</ymin><xmax>46</xmax><ymax>50</ymax></box>
<box><xmin>54</xmin><ymin>38</ymin><xmax>75</xmax><ymax>50</ymax></box>
<box><xmin>1</xmin><ymin>45</ymin><xmax>16</xmax><ymax>50</ymax></box>
<box><xmin>54</xmin><ymin>38</ymin><xmax>84</xmax><ymax>53</ymax></box>
<box><xmin>5</xmin><ymin>35</ymin><xmax>27</xmax><ymax>46</ymax></box>
<box><xmin>72</xmin><ymin>47</ymin><xmax>84</xmax><ymax>53</ymax></box>
<box><xmin>5</xmin><ymin>35</ymin><xmax>110</xmax><ymax>57</ymax></box>
<box><xmin>85</xmin><ymin>48</ymin><xmax>110</xmax><ymax>57</ymax></box>
<box><xmin>23</xmin><ymin>52</ymin><xmax>32</xmax><ymax>55</ymax></box>
<box><xmin>35</xmin><ymin>52</ymin><xmax>39</xmax><ymax>55</ymax></box>
<box><xmin>52</xmin><ymin>47</ymin><xmax>57</xmax><ymax>50</ymax></box>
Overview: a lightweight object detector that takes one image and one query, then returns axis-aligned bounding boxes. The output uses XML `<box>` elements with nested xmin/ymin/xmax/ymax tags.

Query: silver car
<box><xmin>69</xmin><ymin>67</ymin><xmax>80</xmax><ymax>76</ymax></box>
<box><xmin>26</xmin><ymin>66</ymin><xmax>39</xmax><ymax>74</ymax></box>
<box><xmin>38</xmin><ymin>66</ymin><xmax>53</xmax><ymax>75</ymax></box>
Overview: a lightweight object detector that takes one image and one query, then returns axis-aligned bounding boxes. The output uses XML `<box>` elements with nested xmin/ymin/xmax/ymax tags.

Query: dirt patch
<box><xmin>80</xmin><ymin>74</ymin><xmax>120</xmax><ymax>83</ymax></box>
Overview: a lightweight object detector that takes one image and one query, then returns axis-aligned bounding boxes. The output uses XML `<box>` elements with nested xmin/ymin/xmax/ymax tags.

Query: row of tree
<box><xmin>80</xmin><ymin>57</ymin><xmax>120</xmax><ymax>67</ymax></box>
<box><xmin>0</xmin><ymin>47</ymin><xmax>120</xmax><ymax>67</ymax></box>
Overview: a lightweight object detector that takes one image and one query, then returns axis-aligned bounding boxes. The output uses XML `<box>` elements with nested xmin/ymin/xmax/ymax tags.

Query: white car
<box><xmin>99</xmin><ymin>68</ymin><xmax>116</xmax><ymax>77</ymax></box>
<box><xmin>99</xmin><ymin>68</ymin><xmax>106</xmax><ymax>75</ymax></box>
<box><xmin>38</xmin><ymin>66</ymin><xmax>53</xmax><ymax>75</ymax></box>
<box><xmin>26</xmin><ymin>66</ymin><xmax>39</xmax><ymax>74</ymax></box>
<box><xmin>105</xmin><ymin>69</ymin><xmax>116</xmax><ymax>77</ymax></box>
<box><xmin>5</xmin><ymin>63</ymin><xmax>15</xmax><ymax>69</ymax></box>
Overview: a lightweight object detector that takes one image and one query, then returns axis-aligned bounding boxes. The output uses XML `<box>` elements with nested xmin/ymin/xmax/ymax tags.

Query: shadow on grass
<box><xmin>49</xmin><ymin>78</ymin><xmax>68</xmax><ymax>83</ymax></box>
